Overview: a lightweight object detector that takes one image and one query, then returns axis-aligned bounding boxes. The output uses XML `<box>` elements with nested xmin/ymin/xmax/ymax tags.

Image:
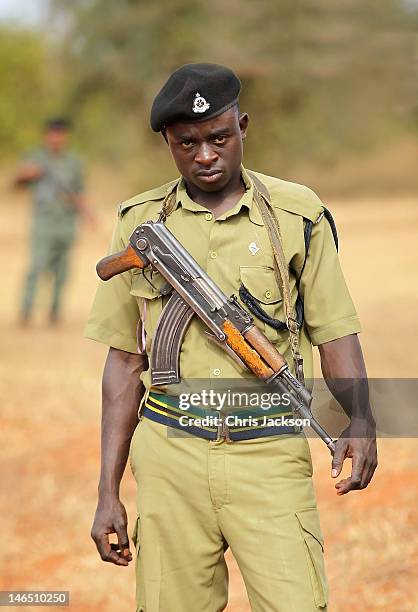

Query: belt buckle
<box><xmin>216</xmin><ymin>416</ymin><xmax>231</xmax><ymax>442</ymax></box>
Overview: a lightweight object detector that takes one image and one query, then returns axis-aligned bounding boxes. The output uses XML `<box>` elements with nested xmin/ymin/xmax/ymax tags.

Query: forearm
<box><xmin>15</xmin><ymin>163</ymin><xmax>44</xmax><ymax>186</ymax></box>
<box><xmin>318</xmin><ymin>334</ymin><xmax>375</xmax><ymax>428</ymax></box>
<box><xmin>98</xmin><ymin>347</ymin><xmax>147</xmax><ymax>499</ymax></box>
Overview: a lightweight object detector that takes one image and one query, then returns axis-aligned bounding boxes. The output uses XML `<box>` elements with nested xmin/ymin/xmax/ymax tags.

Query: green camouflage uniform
<box><xmin>21</xmin><ymin>147</ymin><xmax>84</xmax><ymax>319</ymax></box>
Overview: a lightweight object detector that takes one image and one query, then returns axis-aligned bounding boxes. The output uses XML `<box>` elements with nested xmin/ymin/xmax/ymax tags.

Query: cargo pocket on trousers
<box><xmin>295</xmin><ymin>509</ymin><xmax>328</xmax><ymax>608</ymax></box>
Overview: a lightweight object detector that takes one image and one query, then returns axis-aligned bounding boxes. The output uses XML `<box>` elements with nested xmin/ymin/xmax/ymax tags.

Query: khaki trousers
<box><xmin>129</xmin><ymin>417</ymin><xmax>328</xmax><ymax>612</ymax></box>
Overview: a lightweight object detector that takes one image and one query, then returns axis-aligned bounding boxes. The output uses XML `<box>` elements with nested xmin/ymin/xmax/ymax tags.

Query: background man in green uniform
<box><xmin>16</xmin><ymin>117</ymin><xmax>91</xmax><ymax>324</ymax></box>
<box><xmin>86</xmin><ymin>64</ymin><xmax>377</xmax><ymax>611</ymax></box>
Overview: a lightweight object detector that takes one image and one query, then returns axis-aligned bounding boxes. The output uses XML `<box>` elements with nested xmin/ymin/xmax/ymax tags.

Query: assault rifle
<box><xmin>96</xmin><ymin>220</ymin><xmax>336</xmax><ymax>454</ymax></box>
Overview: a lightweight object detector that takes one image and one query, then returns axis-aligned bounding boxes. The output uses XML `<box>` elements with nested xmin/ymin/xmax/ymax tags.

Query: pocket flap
<box><xmin>295</xmin><ymin>509</ymin><xmax>324</xmax><ymax>549</ymax></box>
<box><xmin>239</xmin><ymin>265</ymin><xmax>281</xmax><ymax>304</ymax></box>
<box><xmin>131</xmin><ymin>515</ymin><xmax>141</xmax><ymax>550</ymax></box>
<box><xmin>295</xmin><ymin>509</ymin><xmax>328</xmax><ymax>607</ymax></box>
<box><xmin>130</xmin><ymin>269</ymin><xmax>167</xmax><ymax>300</ymax></box>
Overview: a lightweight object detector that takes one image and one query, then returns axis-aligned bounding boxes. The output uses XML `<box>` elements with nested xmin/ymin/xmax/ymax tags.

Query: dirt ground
<box><xmin>1</xmin><ymin>169</ymin><xmax>418</xmax><ymax>611</ymax></box>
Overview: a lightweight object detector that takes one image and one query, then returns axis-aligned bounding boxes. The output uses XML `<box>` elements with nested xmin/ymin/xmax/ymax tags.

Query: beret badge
<box><xmin>192</xmin><ymin>92</ymin><xmax>210</xmax><ymax>114</ymax></box>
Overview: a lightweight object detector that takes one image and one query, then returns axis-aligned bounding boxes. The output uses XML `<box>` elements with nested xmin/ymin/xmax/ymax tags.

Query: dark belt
<box><xmin>142</xmin><ymin>392</ymin><xmax>300</xmax><ymax>441</ymax></box>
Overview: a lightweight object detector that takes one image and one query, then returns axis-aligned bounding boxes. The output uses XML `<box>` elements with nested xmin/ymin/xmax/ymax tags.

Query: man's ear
<box><xmin>239</xmin><ymin>113</ymin><xmax>249</xmax><ymax>140</ymax></box>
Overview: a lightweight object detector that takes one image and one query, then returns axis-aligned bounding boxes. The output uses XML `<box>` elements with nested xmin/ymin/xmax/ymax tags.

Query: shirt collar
<box><xmin>170</xmin><ymin>165</ymin><xmax>264</xmax><ymax>225</ymax></box>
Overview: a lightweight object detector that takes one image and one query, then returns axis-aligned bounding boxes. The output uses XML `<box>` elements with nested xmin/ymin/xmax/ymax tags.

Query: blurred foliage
<box><xmin>0</xmin><ymin>23</ymin><xmax>69</xmax><ymax>157</ymax></box>
<box><xmin>0</xmin><ymin>26</ymin><xmax>49</xmax><ymax>155</ymax></box>
<box><xmin>1</xmin><ymin>0</ymin><xmax>417</xmax><ymax>186</ymax></box>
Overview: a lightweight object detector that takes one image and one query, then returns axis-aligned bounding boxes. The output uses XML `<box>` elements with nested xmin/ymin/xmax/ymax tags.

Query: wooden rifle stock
<box><xmin>223</xmin><ymin>320</ymin><xmax>273</xmax><ymax>378</ymax></box>
<box><xmin>222</xmin><ymin>320</ymin><xmax>287</xmax><ymax>379</ymax></box>
<box><xmin>96</xmin><ymin>244</ymin><xmax>146</xmax><ymax>280</ymax></box>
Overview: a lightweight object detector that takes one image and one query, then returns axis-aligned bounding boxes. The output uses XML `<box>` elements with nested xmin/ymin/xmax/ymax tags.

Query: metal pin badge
<box><xmin>192</xmin><ymin>92</ymin><xmax>210</xmax><ymax>113</ymax></box>
<box><xmin>248</xmin><ymin>242</ymin><xmax>260</xmax><ymax>255</ymax></box>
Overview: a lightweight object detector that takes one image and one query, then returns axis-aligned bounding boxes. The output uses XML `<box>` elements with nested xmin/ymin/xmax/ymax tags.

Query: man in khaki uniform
<box><xmin>86</xmin><ymin>64</ymin><xmax>377</xmax><ymax>611</ymax></box>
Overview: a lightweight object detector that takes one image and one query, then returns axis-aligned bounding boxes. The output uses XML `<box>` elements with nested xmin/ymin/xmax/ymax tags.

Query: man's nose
<box><xmin>195</xmin><ymin>143</ymin><xmax>218</xmax><ymax>165</ymax></box>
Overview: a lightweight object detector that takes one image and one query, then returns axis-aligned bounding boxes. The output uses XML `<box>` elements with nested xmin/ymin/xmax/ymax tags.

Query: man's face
<box><xmin>44</xmin><ymin>128</ymin><xmax>70</xmax><ymax>153</ymax></box>
<box><xmin>164</xmin><ymin>107</ymin><xmax>249</xmax><ymax>193</ymax></box>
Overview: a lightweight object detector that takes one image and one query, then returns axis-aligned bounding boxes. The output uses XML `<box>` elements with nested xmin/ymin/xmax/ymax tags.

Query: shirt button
<box><xmin>213</xmin><ymin>368</ymin><xmax>221</xmax><ymax>376</ymax></box>
<box><xmin>265</xmin><ymin>290</ymin><xmax>272</xmax><ymax>299</ymax></box>
<box><xmin>205</xmin><ymin>213</ymin><xmax>212</xmax><ymax>221</ymax></box>
<box><xmin>210</xmin><ymin>251</ymin><xmax>217</xmax><ymax>259</ymax></box>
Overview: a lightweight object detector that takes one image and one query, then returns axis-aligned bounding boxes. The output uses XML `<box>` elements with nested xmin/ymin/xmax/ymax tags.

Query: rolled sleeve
<box><xmin>299</xmin><ymin>215</ymin><xmax>361</xmax><ymax>346</ymax></box>
<box><xmin>84</xmin><ymin>214</ymin><xmax>142</xmax><ymax>354</ymax></box>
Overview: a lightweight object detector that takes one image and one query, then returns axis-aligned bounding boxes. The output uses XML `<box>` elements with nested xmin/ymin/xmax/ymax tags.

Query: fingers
<box><xmin>360</xmin><ymin>447</ymin><xmax>378</xmax><ymax>489</ymax></box>
<box><xmin>335</xmin><ymin>476</ymin><xmax>352</xmax><ymax>495</ymax></box>
<box><xmin>350</xmin><ymin>451</ymin><xmax>364</xmax><ymax>488</ymax></box>
<box><xmin>115</xmin><ymin>523</ymin><xmax>133</xmax><ymax>563</ymax></box>
<box><xmin>335</xmin><ymin>443</ymin><xmax>378</xmax><ymax>495</ymax></box>
<box><xmin>91</xmin><ymin>528</ymin><xmax>131</xmax><ymax>566</ymax></box>
<box><xmin>92</xmin><ymin>532</ymin><xmax>129</xmax><ymax>566</ymax></box>
<box><xmin>332</xmin><ymin>429</ymin><xmax>378</xmax><ymax>495</ymax></box>
<box><xmin>335</xmin><ymin>452</ymin><xmax>363</xmax><ymax>495</ymax></box>
<box><xmin>331</xmin><ymin>438</ymin><xmax>348</xmax><ymax>478</ymax></box>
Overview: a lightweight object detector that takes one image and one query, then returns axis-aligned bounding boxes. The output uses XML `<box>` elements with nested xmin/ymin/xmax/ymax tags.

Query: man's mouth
<box><xmin>196</xmin><ymin>169</ymin><xmax>223</xmax><ymax>183</ymax></box>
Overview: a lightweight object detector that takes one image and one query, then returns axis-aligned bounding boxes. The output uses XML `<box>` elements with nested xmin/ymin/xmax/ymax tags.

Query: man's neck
<box><xmin>184</xmin><ymin>170</ymin><xmax>246</xmax><ymax>219</ymax></box>
<box><xmin>45</xmin><ymin>147</ymin><xmax>65</xmax><ymax>157</ymax></box>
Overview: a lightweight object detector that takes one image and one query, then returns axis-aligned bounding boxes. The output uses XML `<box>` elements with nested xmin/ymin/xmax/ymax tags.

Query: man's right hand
<box><xmin>15</xmin><ymin>163</ymin><xmax>45</xmax><ymax>186</ymax></box>
<box><xmin>91</xmin><ymin>496</ymin><xmax>133</xmax><ymax>566</ymax></box>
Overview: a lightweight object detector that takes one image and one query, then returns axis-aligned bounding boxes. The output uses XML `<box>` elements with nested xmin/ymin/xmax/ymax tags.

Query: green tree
<box><xmin>0</xmin><ymin>26</ymin><xmax>63</xmax><ymax>157</ymax></box>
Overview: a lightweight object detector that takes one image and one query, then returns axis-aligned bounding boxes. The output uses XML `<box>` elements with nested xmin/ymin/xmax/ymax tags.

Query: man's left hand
<box><xmin>331</xmin><ymin>424</ymin><xmax>378</xmax><ymax>495</ymax></box>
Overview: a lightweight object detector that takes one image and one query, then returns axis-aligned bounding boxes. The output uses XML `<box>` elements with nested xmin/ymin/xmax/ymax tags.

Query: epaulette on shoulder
<box><xmin>117</xmin><ymin>179</ymin><xmax>179</xmax><ymax>217</ymax></box>
<box><xmin>269</xmin><ymin>176</ymin><xmax>339</xmax><ymax>249</ymax></box>
<box><xmin>251</xmin><ymin>171</ymin><xmax>324</xmax><ymax>223</ymax></box>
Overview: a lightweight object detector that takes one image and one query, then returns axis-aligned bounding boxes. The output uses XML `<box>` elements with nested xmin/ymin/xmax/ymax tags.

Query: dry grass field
<box><xmin>1</xmin><ymin>167</ymin><xmax>417</xmax><ymax>611</ymax></box>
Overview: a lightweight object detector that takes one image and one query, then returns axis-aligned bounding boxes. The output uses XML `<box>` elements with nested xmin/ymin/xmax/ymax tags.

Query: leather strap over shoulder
<box><xmin>157</xmin><ymin>179</ymin><xmax>181</xmax><ymax>222</ymax></box>
<box><xmin>323</xmin><ymin>207</ymin><xmax>338</xmax><ymax>251</ymax></box>
<box><xmin>248</xmin><ymin>171</ymin><xmax>304</xmax><ymax>382</ymax></box>
<box><xmin>249</xmin><ymin>173</ymin><xmax>271</xmax><ymax>202</ymax></box>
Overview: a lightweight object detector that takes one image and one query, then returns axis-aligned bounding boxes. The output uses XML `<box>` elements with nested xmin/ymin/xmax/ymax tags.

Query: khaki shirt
<box><xmin>85</xmin><ymin>167</ymin><xmax>361</xmax><ymax>392</ymax></box>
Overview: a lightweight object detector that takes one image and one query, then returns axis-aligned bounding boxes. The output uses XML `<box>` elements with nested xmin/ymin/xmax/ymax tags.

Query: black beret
<box><xmin>150</xmin><ymin>63</ymin><xmax>241</xmax><ymax>132</ymax></box>
<box><xmin>44</xmin><ymin>117</ymin><xmax>72</xmax><ymax>131</ymax></box>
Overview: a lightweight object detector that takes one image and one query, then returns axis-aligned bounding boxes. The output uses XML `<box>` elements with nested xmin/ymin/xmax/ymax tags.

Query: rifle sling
<box><xmin>248</xmin><ymin>172</ymin><xmax>304</xmax><ymax>383</ymax></box>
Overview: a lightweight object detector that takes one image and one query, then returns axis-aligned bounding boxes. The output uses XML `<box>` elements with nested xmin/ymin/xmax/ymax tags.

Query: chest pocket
<box><xmin>239</xmin><ymin>265</ymin><xmax>287</xmax><ymax>343</ymax></box>
<box><xmin>130</xmin><ymin>269</ymin><xmax>169</xmax><ymax>351</ymax></box>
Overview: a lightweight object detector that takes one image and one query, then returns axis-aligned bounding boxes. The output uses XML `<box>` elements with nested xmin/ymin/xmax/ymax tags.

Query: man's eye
<box><xmin>213</xmin><ymin>135</ymin><xmax>226</xmax><ymax>145</ymax></box>
<box><xmin>181</xmin><ymin>140</ymin><xmax>194</xmax><ymax>149</ymax></box>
